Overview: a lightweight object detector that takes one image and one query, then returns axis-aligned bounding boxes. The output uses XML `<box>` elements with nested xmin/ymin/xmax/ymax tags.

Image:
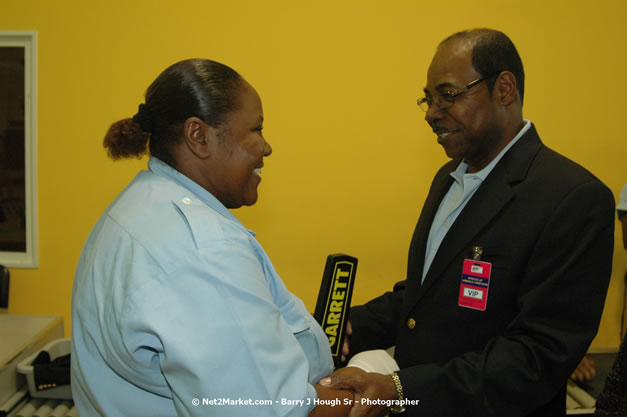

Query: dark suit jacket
<box><xmin>349</xmin><ymin>124</ymin><xmax>615</xmax><ymax>417</ymax></box>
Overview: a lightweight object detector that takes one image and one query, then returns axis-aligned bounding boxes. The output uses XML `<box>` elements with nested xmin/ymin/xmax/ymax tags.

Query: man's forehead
<box><xmin>424</xmin><ymin>39</ymin><xmax>478</xmax><ymax>91</ymax></box>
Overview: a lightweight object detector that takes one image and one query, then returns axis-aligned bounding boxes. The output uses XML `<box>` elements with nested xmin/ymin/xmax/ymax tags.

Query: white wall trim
<box><xmin>0</xmin><ymin>31</ymin><xmax>38</xmax><ymax>268</ymax></box>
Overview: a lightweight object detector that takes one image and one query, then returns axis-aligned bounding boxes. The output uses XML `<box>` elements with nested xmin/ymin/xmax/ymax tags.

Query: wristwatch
<box><xmin>389</xmin><ymin>372</ymin><xmax>407</xmax><ymax>414</ymax></box>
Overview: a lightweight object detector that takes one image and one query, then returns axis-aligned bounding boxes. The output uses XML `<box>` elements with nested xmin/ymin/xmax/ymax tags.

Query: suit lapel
<box><xmin>405</xmin><ymin>161</ymin><xmax>457</xmax><ymax>298</ymax></box>
<box><xmin>403</xmin><ymin>124</ymin><xmax>544</xmax><ymax>310</ymax></box>
<box><xmin>417</xmin><ymin>169</ymin><xmax>514</xmax><ymax>297</ymax></box>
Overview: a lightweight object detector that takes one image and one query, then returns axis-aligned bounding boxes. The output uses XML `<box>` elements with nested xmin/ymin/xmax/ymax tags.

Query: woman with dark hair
<box><xmin>71</xmin><ymin>59</ymin><xmax>353</xmax><ymax>417</ymax></box>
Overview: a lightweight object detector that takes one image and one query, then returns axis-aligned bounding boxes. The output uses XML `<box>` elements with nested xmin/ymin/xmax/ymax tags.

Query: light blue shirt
<box><xmin>422</xmin><ymin>120</ymin><xmax>531</xmax><ymax>282</ymax></box>
<box><xmin>71</xmin><ymin>157</ymin><xmax>334</xmax><ymax>417</ymax></box>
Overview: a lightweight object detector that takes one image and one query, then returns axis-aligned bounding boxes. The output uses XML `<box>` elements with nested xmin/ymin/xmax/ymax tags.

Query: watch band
<box><xmin>389</xmin><ymin>372</ymin><xmax>407</xmax><ymax>414</ymax></box>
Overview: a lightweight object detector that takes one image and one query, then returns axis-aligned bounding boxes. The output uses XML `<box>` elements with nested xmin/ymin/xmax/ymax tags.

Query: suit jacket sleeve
<box><xmin>348</xmin><ymin>281</ymin><xmax>406</xmax><ymax>354</ymax></box>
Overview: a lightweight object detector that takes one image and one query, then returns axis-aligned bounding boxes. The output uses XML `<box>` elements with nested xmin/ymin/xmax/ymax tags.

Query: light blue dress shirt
<box><xmin>71</xmin><ymin>158</ymin><xmax>334</xmax><ymax>416</ymax></box>
<box><xmin>422</xmin><ymin>120</ymin><xmax>531</xmax><ymax>282</ymax></box>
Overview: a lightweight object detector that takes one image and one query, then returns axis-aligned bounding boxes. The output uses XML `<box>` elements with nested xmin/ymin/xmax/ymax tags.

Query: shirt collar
<box><xmin>147</xmin><ymin>157</ymin><xmax>255</xmax><ymax>235</ymax></box>
<box><xmin>452</xmin><ymin>119</ymin><xmax>531</xmax><ymax>183</ymax></box>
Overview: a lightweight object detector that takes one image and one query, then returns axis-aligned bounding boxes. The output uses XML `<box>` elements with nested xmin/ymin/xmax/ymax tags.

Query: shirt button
<box><xmin>182</xmin><ymin>197</ymin><xmax>192</xmax><ymax>205</ymax></box>
<box><xmin>407</xmin><ymin>318</ymin><xmax>416</xmax><ymax>329</ymax></box>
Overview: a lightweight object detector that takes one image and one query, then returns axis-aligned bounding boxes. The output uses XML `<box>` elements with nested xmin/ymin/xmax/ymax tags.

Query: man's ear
<box><xmin>493</xmin><ymin>71</ymin><xmax>518</xmax><ymax>106</ymax></box>
<box><xmin>182</xmin><ymin>117</ymin><xmax>215</xmax><ymax>159</ymax></box>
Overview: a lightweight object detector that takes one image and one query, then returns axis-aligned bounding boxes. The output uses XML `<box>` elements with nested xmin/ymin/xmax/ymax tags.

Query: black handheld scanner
<box><xmin>313</xmin><ymin>254</ymin><xmax>358</xmax><ymax>368</ymax></box>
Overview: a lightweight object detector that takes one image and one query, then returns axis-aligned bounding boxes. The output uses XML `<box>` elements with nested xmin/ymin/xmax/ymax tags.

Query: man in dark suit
<box><xmin>322</xmin><ymin>28</ymin><xmax>615</xmax><ymax>417</ymax></box>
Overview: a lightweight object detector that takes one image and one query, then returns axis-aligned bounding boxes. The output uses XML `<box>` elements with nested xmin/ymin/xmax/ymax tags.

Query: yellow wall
<box><xmin>2</xmin><ymin>0</ymin><xmax>626</xmax><ymax>350</ymax></box>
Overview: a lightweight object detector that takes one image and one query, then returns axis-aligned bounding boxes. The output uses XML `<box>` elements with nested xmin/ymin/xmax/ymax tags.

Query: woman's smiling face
<box><xmin>205</xmin><ymin>81</ymin><xmax>272</xmax><ymax>209</ymax></box>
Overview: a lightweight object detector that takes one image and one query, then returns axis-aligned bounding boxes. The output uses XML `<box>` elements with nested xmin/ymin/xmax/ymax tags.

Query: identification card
<box><xmin>458</xmin><ymin>259</ymin><xmax>492</xmax><ymax>311</ymax></box>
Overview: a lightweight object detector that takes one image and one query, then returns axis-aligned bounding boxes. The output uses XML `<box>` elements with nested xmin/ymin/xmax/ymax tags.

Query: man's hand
<box><xmin>320</xmin><ymin>367</ymin><xmax>397</xmax><ymax>417</ymax></box>
<box><xmin>571</xmin><ymin>356</ymin><xmax>596</xmax><ymax>382</ymax></box>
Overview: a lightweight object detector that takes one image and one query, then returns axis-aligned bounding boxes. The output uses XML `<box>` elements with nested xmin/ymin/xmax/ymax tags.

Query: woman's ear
<box><xmin>183</xmin><ymin>117</ymin><xmax>215</xmax><ymax>159</ymax></box>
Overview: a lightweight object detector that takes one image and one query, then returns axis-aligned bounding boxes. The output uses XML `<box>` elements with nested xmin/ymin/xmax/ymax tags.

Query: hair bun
<box><xmin>132</xmin><ymin>103</ymin><xmax>154</xmax><ymax>133</ymax></box>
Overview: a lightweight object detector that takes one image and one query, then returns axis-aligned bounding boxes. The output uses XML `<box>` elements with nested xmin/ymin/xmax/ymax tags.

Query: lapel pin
<box><xmin>471</xmin><ymin>246</ymin><xmax>483</xmax><ymax>261</ymax></box>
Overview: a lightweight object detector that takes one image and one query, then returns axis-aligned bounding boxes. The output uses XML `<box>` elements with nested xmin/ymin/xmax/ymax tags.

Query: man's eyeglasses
<box><xmin>417</xmin><ymin>72</ymin><xmax>500</xmax><ymax>112</ymax></box>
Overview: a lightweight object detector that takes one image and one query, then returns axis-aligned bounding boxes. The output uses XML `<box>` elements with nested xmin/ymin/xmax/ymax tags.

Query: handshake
<box><xmin>315</xmin><ymin>345</ymin><xmax>406</xmax><ymax>417</ymax></box>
